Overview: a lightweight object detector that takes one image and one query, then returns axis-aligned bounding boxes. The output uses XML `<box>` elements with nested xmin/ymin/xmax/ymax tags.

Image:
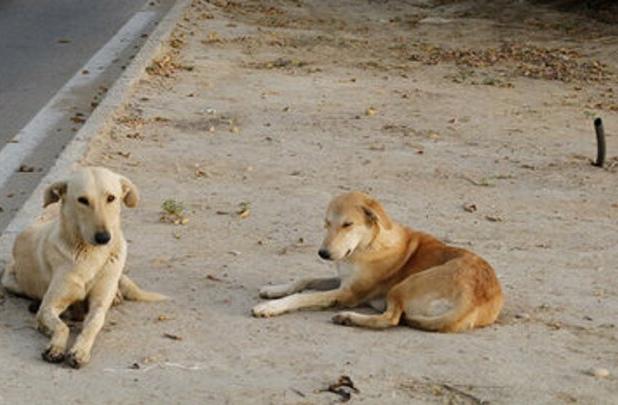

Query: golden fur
<box><xmin>253</xmin><ymin>192</ymin><xmax>503</xmax><ymax>332</ymax></box>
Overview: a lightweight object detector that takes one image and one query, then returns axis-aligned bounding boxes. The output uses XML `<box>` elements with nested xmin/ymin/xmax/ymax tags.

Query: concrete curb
<box><xmin>0</xmin><ymin>0</ymin><xmax>192</xmax><ymax>260</ymax></box>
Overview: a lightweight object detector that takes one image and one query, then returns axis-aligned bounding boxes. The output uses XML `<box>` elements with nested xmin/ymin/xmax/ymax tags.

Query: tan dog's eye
<box><xmin>107</xmin><ymin>195</ymin><xmax>116</xmax><ymax>203</ymax></box>
<box><xmin>77</xmin><ymin>197</ymin><xmax>89</xmax><ymax>206</ymax></box>
<box><xmin>342</xmin><ymin>222</ymin><xmax>353</xmax><ymax>228</ymax></box>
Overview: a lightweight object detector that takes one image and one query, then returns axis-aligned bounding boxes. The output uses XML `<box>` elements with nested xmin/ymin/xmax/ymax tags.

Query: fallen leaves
<box><xmin>146</xmin><ymin>54</ymin><xmax>194</xmax><ymax>77</ymax></box>
<box><xmin>202</xmin><ymin>31</ymin><xmax>224</xmax><ymax>44</ymax></box>
<box><xmin>116</xmin><ymin>114</ymin><xmax>146</xmax><ymax>129</ymax></box>
<box><xmin>409</xmin><ymin>42</ymin><xmax>612</xmax><ymax>83</ymax></box>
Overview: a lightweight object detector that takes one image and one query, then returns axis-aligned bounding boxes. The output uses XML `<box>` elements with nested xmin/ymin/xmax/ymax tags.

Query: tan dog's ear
<box><xmin>119</xmin><ymin>176</ymin><xmax>139</xmax><ymax>208</ymax></box>
<box><xmin>361</xmin><ymin>198</ymin><xmax>392</xmax><ymax>230</ymax></box>
<box><xmin>43</xmin><ymin>181</ymin><xmax>67</xmax><ymax>207</ymax></box>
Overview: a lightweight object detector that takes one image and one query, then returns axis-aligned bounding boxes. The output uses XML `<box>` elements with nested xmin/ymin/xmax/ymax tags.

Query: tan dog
<box><xmin>253</xmin><ymin>192</ymin><xmax>503</xmax><ymax>332</ymax></box>
<box><xmin>1</xmin><ymin>167</ymin><xmax>166</xmax><ymax>368</ymax></box>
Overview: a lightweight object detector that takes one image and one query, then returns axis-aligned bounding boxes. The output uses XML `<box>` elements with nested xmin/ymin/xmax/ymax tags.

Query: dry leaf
<box><xmin>163</xmin><ymin>333</ymin><xmax>183</xmax><ymax>341</ymax></box>
<box><xmin>463</xmin><ymin>203</ymin><xmax>477</xmax><ymax>213</ymax></box>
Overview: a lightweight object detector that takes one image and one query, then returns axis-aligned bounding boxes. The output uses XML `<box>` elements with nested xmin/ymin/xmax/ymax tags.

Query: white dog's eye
<box><xmin>77</xmin><ymin>197</ymin><xmax>89</xmax><ymax>206</ymax></box>
<box><xmin>342</xmin><ymin>222</ymin><xmax>353</xmax><ymax>228</ymax></box>
<box><xmin>107</xmin><ymin>195</ymin><xmax>116</xmax><ymax>203</ymax></box>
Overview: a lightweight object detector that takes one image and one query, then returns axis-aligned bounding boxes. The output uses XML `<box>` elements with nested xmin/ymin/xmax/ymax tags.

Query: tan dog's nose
<box><xmin>318</xmin><ymin>249</ymin><xmax>332</xmax><ymax>260</ymax></box>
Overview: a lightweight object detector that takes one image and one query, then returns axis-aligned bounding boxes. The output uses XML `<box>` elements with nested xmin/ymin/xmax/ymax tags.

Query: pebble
<box><xmin>589</xmin><ymin>368</ymin><xmax>610</xmax><ymax>378</ymax></box>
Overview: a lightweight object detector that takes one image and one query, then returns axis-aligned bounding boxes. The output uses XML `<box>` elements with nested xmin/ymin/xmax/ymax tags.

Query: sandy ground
<box><xmin>1</xmin><ymin>0</ymin><xmax>617</xmax><ymax>403</ymax></box>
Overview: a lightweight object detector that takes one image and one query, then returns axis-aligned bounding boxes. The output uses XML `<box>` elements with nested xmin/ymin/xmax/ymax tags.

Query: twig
<box><xmin>460</xmin><ymin>175</ymin><xmax>493</xmax><ymax>187</ymax></box>
<box><xmin>593</xmin><ymin>118</ymin><xmax>606</xmax><ymax>168</ymax></box>
<box><xmin>290</xmin><ymin>388</ymin><xmax>306</xmax><ymax>398</ymax></box>
<box><xmin>441</xmin><ymin>383</ymin><xmax>489</xmax><ymax>405</ymax></box>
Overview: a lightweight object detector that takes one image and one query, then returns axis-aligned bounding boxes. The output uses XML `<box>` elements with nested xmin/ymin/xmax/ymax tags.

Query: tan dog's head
<box><xmin>319</xmin><ymin>192</ymin><xmax>392</xmax><ymax>261</ymax></box>
<box><xmin>43</xmin><ymin>167</ymin><xmax>139</xmax><ymax>246</ymax></box>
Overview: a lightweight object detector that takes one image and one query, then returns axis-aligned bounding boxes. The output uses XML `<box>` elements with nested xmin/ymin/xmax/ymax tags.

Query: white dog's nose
<box><xmin>94</xmin><ymin>231</ymin><xmax>111</xmax><ymax>245</ymax></box>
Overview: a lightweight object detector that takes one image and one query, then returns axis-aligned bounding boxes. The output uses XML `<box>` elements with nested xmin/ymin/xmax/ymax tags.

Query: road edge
<box><xmin>0</xmin><ymin>0</ymin><xmax>192</xmax><ymax>261</ymax></box>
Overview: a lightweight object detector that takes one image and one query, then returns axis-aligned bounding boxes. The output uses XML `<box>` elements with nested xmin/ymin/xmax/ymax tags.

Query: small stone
<box><xmin>515</xmin><ymin>312</ymin><xmax>531</xmax><ymax>320</ymax></box>
<box><xmin>590</xmin><ymin>368</ymin><xmax>609</xmax><ymax>378</ymax></box>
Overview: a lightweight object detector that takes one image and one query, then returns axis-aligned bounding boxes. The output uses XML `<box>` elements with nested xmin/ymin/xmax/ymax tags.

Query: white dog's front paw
<box><xmin>259</xmin><ymin>284</ymin><xmax>292</xmax><ymax>299</ymax></box>
<box><xmin>252</xmin><ymin>301</ymin><xmax>285</xmax><ymax>318</ymax></box>
<box><xmin>66</xmin><ymin>348</ymin><xmax>91</xmax><ymax>369</ymax></box>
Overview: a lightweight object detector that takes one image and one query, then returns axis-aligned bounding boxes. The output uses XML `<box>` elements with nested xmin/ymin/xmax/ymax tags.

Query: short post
<box><xmin>593</xmin><ymin>118</ymin><xmax>606</xmax><ymax>168</ymax></box>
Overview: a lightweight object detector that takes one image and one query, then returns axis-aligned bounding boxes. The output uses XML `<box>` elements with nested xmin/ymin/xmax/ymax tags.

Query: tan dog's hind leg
<box><xmin>332</xmin><ymin>298</ymin><xmax>403</xmax><ymax>329</ymax></box>
<box><xmin>37</xmin><ymin>277</ymin><xmax>81</xmax><ymax>363</ymax></box>
<box><xmin>252</xmin><ymin>289</ymin><xmax>351</xmax><ymax>317</ymax></box>
<box><xmin>66</xmin><ymin>272</ymin><xmax>120</xmax><ymax>369</ymax></box>
<box><xmin>259</xmin><ymin>277</ymin><xmax>340</xmax><ymax>299</ymax></box>
<box><xmin>396</xmin><ymin>262</ymin><xmax>477</xmax><ymax>333</ymax></box>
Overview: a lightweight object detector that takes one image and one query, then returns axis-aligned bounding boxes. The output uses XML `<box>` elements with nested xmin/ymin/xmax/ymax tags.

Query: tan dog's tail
<box><xmin>119</xmin><ymin>275</ymin><xmax>168</xmax><ymax>302</ymax></box>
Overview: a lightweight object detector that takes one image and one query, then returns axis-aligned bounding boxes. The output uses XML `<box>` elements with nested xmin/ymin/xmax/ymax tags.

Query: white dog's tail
<box><xmin>119</xmin><ymin>275</ymin><xmax>168</xmax><ymax>302</ymax></box>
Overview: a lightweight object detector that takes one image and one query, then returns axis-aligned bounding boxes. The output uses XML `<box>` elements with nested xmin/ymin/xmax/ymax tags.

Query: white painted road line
<box><xmin>0</xmin><ymin>10</ymin><xmax>157</xmax><ymax>191</ymax></box>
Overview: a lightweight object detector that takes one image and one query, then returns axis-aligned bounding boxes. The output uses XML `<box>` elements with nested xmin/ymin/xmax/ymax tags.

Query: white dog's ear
<box><xmin>43</xmin><ymin>181</ymin><xmax>67</xmax><ymax>207</ymax></box>
<box><xmin>361</xmin><ymin>198</ymin><xmax>392</xmax><ymax>230</ymax></box>
<box><xmin>119</xmin><ymin>176</ymin><xmax>139</xmax><ymax>208</ymax></box>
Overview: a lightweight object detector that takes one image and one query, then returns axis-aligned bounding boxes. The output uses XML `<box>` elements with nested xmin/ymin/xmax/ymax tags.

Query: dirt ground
<box><xmin>1</xmin><ymin>0</ymin><xmax>617</xmax><ymax>403</ymax></box>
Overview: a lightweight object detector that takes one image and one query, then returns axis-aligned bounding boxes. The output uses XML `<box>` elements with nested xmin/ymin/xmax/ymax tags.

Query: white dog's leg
<box><xmin>66</xmin><ymin>270</ymin><xmax>121</xmax><ymax>369</ymax></box>
<box><xmin>37</xmin><ymin>276</ymin><xmax>78</xmax><ymax>363</ymax></box>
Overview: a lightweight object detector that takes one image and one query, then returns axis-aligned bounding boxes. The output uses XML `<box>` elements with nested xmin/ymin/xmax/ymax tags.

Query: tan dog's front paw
<box><xmin>42</xmin><ymin>346</ymin><xmax>65</xmax><ymax>363</ymax></box>
<box><xmin>252</xmin><ymin>301</ymin><xmax>284</xmax><ymax>318</ymax></box>
<box><xmin>259</xmin><ymin>284</ymin><xmax>291</xmax><ymax>299</ymax></box>
<box><xmin>332</xmin><ymin>312</ymin><xmax>354</xmax><ymax>326</ymax></box>
<box><xmin>65</xmin><ymin>349</ymin><xmax>90</xmax><ymax>369</ymax></box>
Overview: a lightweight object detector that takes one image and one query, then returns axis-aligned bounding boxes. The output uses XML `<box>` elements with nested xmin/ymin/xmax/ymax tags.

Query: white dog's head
<box><xmin>44</xmin><ymin>167</ymin><xmax>139</xmax><ymax>246</ymax></box>
<box><xmin>318</xmin><ymin>192</ymin><xmax>392</xmax><ymax>261</ymax></box>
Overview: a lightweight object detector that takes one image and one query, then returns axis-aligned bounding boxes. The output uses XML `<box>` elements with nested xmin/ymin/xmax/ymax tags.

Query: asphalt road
<box><xmin>0</xmin><ymin>0</ymin><xmax>148</xmax><ymax>144</ymax></box>
<box><xmin>0</xmin><ymin>0</ymin><xmax>174</xmax><ymax>232</ymax></box>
